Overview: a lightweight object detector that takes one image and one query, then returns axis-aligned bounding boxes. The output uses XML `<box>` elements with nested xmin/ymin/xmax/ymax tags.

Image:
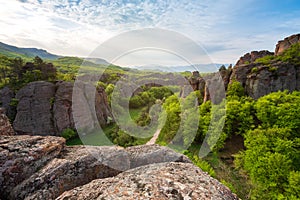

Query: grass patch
<box><xmin>129</xmin><ymin>107</ymin><xmax>144</xmax><ymax>121</ymax></box>
<box><xmin>66</xmin><ymin>124</ymin><xmax>116</xmax><ymax>146</ymax></box>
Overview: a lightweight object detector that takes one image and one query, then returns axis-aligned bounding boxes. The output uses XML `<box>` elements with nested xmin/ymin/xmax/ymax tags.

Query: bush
<box><xmin>183</xmin><ymin>150</ymin><xmax>216</xmax><ymax>178</ymax></box>
<box><xmin>227</xmin><ymin>80</ymin><xmax>244</xmax><ymax>98</ymax></box>
<box><xmin>61</xmin><ymin>128</ymin><xmax>77</xmax><ymax>140</ymax></box>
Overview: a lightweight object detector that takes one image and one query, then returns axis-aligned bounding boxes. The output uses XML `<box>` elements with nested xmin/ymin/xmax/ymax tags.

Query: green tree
<box><xmin>227</xmin><ymin>80</ymin><xmax>244</xmax><ymax>98</ymax></box>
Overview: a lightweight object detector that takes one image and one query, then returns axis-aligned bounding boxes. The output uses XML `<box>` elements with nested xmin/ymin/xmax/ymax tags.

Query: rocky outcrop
<box><xmin>219</xmin><ymin>65</ymin><xmax>232</xmax><ymax>89</ymax></box>
<box><xmin>10</xmin><ymin>146</ymin><xmax>128</xmax><ymax>200</ymax></box>
<box><xmin>0</xmin><ymin>108</ymin><xmax>14</xmax><ymax>136</ymax></box>
<box><xmin>72</xmin><ymin>81</ymin><xmax>112</xmax><ymax>133</ymax></box>
<box><xmin>230</xmin><ymin>61</ymin><xmax>300</xmax><ymax>99</ymax></box>
<box><xmin>229</xmin><ymin>33</ymin><xmax>300</xmax><ymax>99</ymax></box>
<box><xmin>0</xmin><ymin>135</ymin><xmax>202</xmax><ymax>200</ymax></box>
<box><xmin>245</xmin><ymin>61</ymin><xmax>297</xmax><ymax>99</ymax></box>
<box><xmin>184</xmin><ymin>71</ymin><xmax>227</xmax><ymax>103</ymax></box>
<box><xmin>275</xmin><ymin>33</ymin><xmax>300</xmax><ymax>55</ymax></box>
<box><xmin>235</xmin><ymin>50</ymin><xmax>273</xmax><ymax>66</ymax></box>
<box><xmin>13</xmin><ymin>81</ymin><xmax>56</xmax><ymax>135</ymax></box>
<box><xmin>12</xmin><ymin>81</ymin><xmax>112</xmax><ymax>136</ymax></box>
<box><xmin>58</xmin><ymin>162</ymin><xmax>238</xmax><ymax>200</ymax></box>
<box><xmin>0</xmin><ymin>135</ymin><xmax>65</xmax><ymax>199</ymax></box>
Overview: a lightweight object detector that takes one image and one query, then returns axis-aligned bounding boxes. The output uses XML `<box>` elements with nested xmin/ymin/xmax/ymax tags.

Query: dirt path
<box><xmin>146</xmin><ymin>129</ymin><xmax>161</xmax><ymax>145</ymax></box>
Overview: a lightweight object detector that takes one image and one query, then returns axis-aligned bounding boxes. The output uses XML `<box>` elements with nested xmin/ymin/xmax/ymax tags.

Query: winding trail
<box><xmin>146</xmin><ymin>129</ymin><xmax>161</xmax><ymax>145</ymax></box>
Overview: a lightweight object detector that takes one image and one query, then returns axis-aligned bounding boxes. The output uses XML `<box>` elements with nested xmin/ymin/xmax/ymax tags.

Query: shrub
<box><xmin>183</xmin><ymin>150</ymin><xmax>216</xmax><ymax>178</ymax></box>
<box><xmin>61</xmin><ymin>128</ymin><xmax>77</xmax><ymax>140</ymax></box>
<box><xmin>227</xmin><ymin>80</ymin><xmax>244</xmax><ymax>98</ymax></box>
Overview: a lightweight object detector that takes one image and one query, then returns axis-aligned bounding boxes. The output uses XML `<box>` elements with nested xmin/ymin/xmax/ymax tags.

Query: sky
<box><xmin>0</xmin><ymin>0</ymin><xmax>300</xmax><ymax>67</ymax></box>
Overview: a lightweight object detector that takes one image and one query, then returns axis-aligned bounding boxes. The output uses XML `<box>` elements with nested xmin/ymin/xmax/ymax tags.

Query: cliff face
<box><xmin>0</xmin><ymin>135</ymin><xmax>237</xmax><ymax>200</ymax></box>
<box><xmin>275</xmin><ymin>33</ymin><xmax>300</xmax><ymax>55</ymax></box>
<box><xmin>13</xmin><ymin>81</ymin><xmax>56</xmax><ymax>135</ymax></box>
<box><xmin>0</xmin><ymin>81</ymin><xmax>112</xmax><ymax>136</ymax></box>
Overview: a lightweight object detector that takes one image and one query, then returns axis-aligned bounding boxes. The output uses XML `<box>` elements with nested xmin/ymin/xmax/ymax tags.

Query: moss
<box><xmin>251</xmin><ymin>67</ymin><xmax>258</xmax><ymax>73</ymax></box>
<box><xmin>268</xmin><ymin>66</ymin><xmax>277</xmax><ymax>72</ymax></box>
<box><xmin>9</xmin><ymin>98</ymin><xmax>19</xmax><ymax>107</ymax></box>
<box><xmin>49</xmin><ymin>97</ymin><xmax>55</xmax><ymax>106</ymax></box>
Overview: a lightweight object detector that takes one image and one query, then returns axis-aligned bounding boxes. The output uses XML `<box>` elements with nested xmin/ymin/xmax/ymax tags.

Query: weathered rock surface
<box><xmin>0</xmin><ymin>135</ymin><xmax>198</xmax><ymax>200</ymax></box>
<box><xmin>0</xmin><ymin>135</ymin><xmax>65</xmax><ymax>199</ymax></box>
<box><xmin>58</xmin><ymin>162</ymin><xmax>238</xmax><ymax>200</ymax></box>
<box><xmin>0</xmin><ymin>87</ymin><xmax>15</xmax><ymax>120</ymax></box>
<box><xmin>0</xmin><ymin>108</ymin><xmax>14</xmax><ymax>136</ymax></box>
<box><xmin>275</xmin><ymin>33</ymin><xmax>300</xmax><ymax>55</ymax></box>
<box><xmin>125</xmin><ymin>144</ymin><xmax>191</xmax><ymax>168</ymax></box>
<box><xmin>235</xmin><ymin>50</ymin><xmax>273</xmax><ymax>66</ymax></box>
<box><xmin>230</xmin><ymin>60</ymin><xmax>300</xmax><ymax>99</ymax></box>
<box><xmin>53</xmin><ymin>81</ymin><xmax>74</xmax><ymax>133</ymax></box>
<box><xmin>10</xmin><ymin>146</ymin><xmax>128</xmax><ymax>200</ymax></box>
<box><xmin>245</xmin><ymin>61</ymin><xmax>297</xmax><ymax>99</ymax></box>
<box><xmin>12</xmin><ymin>81</ymin><xmax>112</xmax><ymax>136</ymax></box>
<box><xmin>13</xmin><ymin>81</ymin><xmax>56</xmax><ymax>135</ymax></box>
<box><xmin>72</xmin><ymin>81</ymin><xmax>113</xmax><ymax>133</ymax></box>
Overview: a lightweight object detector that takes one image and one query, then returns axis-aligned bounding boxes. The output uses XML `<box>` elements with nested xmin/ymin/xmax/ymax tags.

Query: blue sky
<box><xmin>0</xmin><ymin>0</ymin><xmax>299</xmax><ymax>66</ymax></box>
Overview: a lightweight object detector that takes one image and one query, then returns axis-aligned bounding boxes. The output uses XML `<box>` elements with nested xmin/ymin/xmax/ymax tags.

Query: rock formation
<box><xmin>235</xmin><ymin>50</ymin><xmax>273</xmax><ymax>66</ymax></box>
<box><xmin>228</xmin><ymin>33</ymin><xmax>300</xmax><ymax>99</ymax></box>
<box><xmin>13</xmin><ymin>81</ymin><xmax>56</xmax><ymax>135</ymax></box>
<box><xmin>230</xmin><ymin>61</ymin><xmax>300</xmax><ymax>99</ymax></box>
<box><xmin>0</xmin><ymin>135</ymin><xmax>234</xmax><ymax>200</ymax></box>
<box><xmin>58</xmin><ymin>162</ymin><xmax>238</xmax><ymax>200</ymax></box>
<box><xmin>0</xmin><ymin>108</ymin><xmax>14</xmax><ymax>136</ymax></box>
<box><xmin>245</xmin><ymin>61</ymin><xmax>298</xmax><ymax>99</ymax></box>
<box><xmin>186</xmin><ymin>71</ymin><xmax>227</xmax><ymax>103</ymax></box>
<box><xmin>53</xmin><ymin>81</ymin><xmax>75</xmax><ymax>133</ymax></box>
<box><xmin>275</xmin><ymin>33</ymin><xmax>300</xmax><ymax>55</ymax></box>
<box><xmin>11</xmin><ymin>81</ymin><xmax>112</xmax><ymax>136</ymax></box>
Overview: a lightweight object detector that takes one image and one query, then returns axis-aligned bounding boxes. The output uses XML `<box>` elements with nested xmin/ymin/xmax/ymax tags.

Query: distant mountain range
<box><xmin>129</xmin><ymin>63</ymin><xmax>229</xmax><ymax>73</ymax></box>
<box><xmin>0</xmin><ymin>42</ymin><xmax>60</xmax><ymax>60</ymax></box>
<box><xmin>0</xmin><ymin>41</ymin><xmax>227</xmax><ymax>72</ymax></box>
<box><xmin>0</xmin><ymin>41</ymin><xmax>109</xmax><ymax>66</ymax></box>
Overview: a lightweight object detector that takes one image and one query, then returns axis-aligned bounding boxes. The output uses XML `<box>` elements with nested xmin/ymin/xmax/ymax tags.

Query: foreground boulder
<box><xmin>58</xmin><ymin>162</ymin><xmax>238</xmax><ymax>200</ymax></box>
<box><xmin>10</xmin><ymin>146</ymin><xmax>128</xmax><ymax>200</ymax></box>
<box><xmin>0</xmin><ymin>135</ymin><xmax>65</xmax><ymax>199</ymax></box>
<box><xmin>0</xmin><ymin>135</ymin><xmax>198</xmax><ymax>200</ymax></box>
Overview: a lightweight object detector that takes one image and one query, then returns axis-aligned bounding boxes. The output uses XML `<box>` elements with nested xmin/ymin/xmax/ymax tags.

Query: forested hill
<box><xmin>0</xmin><ymin>41</ymin><xmax>110</xmax><ymax>66</ymax></box>
<box><xmin>0</xmin><ymin>42</ymin><xmax>59</xmax><ymax>60</ymax></box>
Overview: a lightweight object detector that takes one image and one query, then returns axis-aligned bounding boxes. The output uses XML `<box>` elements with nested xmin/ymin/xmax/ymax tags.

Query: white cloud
<box><xmin>0</xmin><ymin>0</ymin><xmax>299</xmax><ymax>65</ymax></box>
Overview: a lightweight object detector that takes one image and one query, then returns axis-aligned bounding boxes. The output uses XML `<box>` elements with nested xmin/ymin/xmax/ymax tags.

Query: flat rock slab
<box><xmin>57</xmin><ymin>162</ymin><xmax>238</xmax><ymax>200</ymax></box>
